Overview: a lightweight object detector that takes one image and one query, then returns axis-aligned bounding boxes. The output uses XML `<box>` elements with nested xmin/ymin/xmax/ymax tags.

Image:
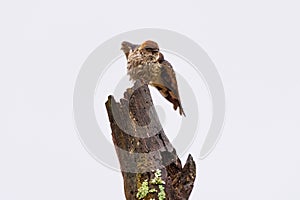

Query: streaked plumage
<box><xmin>121</xmin><ymin>40</ymin><xmax>185</xmax><ymax>116</ymax></box>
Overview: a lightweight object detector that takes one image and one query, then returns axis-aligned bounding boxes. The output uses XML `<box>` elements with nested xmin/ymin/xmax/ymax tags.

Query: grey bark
<box><xmin>105</xmin><ymin>80</ymin><xmax>196</xmax><ymax>200</ymax></box>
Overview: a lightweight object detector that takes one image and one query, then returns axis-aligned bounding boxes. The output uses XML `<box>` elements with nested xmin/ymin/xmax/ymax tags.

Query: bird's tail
<box><xmin>178</xmin><ymin>102</ymin><xmax>186</xmax><ymax>117</ymax></box>
<box><xmin>152</xmin><ymin>83</ymin><xmax>186</xmax><ymax>117</ymax></box>
<box><xmin>121</xmin><ymin>41</ymin><xmax>138</xmax><ymax>59</ymax></box>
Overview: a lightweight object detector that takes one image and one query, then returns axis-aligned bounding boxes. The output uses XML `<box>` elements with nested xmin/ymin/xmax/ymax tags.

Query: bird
<box><xmin>121</xmin><ymin>40</ymin><xmax>185</xmax><ymax>116</ymax></box>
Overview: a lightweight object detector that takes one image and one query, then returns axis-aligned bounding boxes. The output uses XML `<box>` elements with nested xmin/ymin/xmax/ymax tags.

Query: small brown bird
<box><xmin>121</xmin><ymin>40</ymin><xmax>185</xmax><ymax>116</ymax></box>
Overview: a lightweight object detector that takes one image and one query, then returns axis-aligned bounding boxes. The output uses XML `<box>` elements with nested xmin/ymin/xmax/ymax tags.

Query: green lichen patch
<box><xmin>136</xmin><ymin>179</ymin><xmax>149</xmax><ymax>199</ymax></box>
<box><xmin>158</xmin><ymin>185</ymin><xmax>166</xmax><ymax>200</ymax></box>
<box><xmin>150</xmin><ymin>169</ymin><xmax>166</xmax><ymax>185</ymax></box>
<box><xmin>136</xmin><ymin>169</ymin><xmax>166</xmax><ymax>200</ymax></box>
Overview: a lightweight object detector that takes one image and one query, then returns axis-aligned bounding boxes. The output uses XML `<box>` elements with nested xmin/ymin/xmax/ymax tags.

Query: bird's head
<box><xmin>139</xmin><ymin>40</ymin><xmax>160</xmax><ymax>60</ymax></box>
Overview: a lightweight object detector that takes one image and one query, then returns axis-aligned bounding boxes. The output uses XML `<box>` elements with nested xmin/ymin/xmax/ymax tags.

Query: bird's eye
<box><xmin>145</xmin><ymin>48</ymin><xmax>152</xmax><ymax>52</ymax></box>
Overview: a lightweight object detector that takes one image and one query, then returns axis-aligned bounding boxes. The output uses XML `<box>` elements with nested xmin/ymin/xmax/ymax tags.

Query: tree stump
<box><xmin>105</xmin><ymin>80</ymin><xmax>196</xmax><ymax>200</ymax></box>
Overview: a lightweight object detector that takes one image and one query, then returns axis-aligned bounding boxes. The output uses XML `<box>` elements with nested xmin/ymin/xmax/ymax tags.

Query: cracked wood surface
<box><xmin>105</xmin><ymin>81</ymin><xmax>196</xmax><ymax>200</ymax></box>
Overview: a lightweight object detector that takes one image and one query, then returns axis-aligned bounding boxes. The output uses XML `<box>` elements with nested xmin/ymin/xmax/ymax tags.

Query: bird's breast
<box><xmin>127</xmin><ymin>62</ymin><xmax>161</xmax><ymax>84</ymax></box>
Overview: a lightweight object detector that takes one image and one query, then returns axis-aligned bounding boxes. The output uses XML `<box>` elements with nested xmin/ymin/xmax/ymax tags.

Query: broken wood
<box><xmin>105</xmin><ymin>80</ymin><xmax>196</xmax><ymax>200</ymax></box>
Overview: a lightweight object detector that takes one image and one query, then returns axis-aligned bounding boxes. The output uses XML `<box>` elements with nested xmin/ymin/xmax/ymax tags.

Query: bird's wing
<box><xmin>150</xmin><ymin>59</ymin><xmax>185</xmax><ymax>116</ymax></box>
<box><xmin>121</xmin><ymin>41</ymin><xmax>139</xmax><ymax>59</ymax></box>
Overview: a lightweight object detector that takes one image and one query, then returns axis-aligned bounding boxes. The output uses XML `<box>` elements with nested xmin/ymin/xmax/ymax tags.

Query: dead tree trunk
<box><xmin>105</xmin><ymin>80</ymin><xmax>196</xmax><ymax>200</ymax></box>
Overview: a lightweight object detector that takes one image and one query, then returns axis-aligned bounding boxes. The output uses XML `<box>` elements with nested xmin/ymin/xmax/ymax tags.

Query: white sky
<box><xmin>1</xmin><ymin>0</ymin><xmax>300</xmax><ymax>199</ymax></box>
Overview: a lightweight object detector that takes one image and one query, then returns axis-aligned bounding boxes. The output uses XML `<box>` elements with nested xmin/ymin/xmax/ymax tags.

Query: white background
<box><xmin>1</xmin><ymin>0</ymin><xmax>300</xmax><ymax>199</ymax></box>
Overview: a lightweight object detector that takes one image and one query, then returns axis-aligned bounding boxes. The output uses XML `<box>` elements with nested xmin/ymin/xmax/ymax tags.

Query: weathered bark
<box><xmin>105</xmin><ymin>80</ymin><xmax>196</xmax><ymax>200</ymax></box>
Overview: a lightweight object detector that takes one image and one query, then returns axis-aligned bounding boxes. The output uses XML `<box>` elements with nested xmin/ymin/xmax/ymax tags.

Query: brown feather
<box><xmin>122</xmin><ymin>40</ymin><xmax>186</xmax><ymax>116</ymax></box>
